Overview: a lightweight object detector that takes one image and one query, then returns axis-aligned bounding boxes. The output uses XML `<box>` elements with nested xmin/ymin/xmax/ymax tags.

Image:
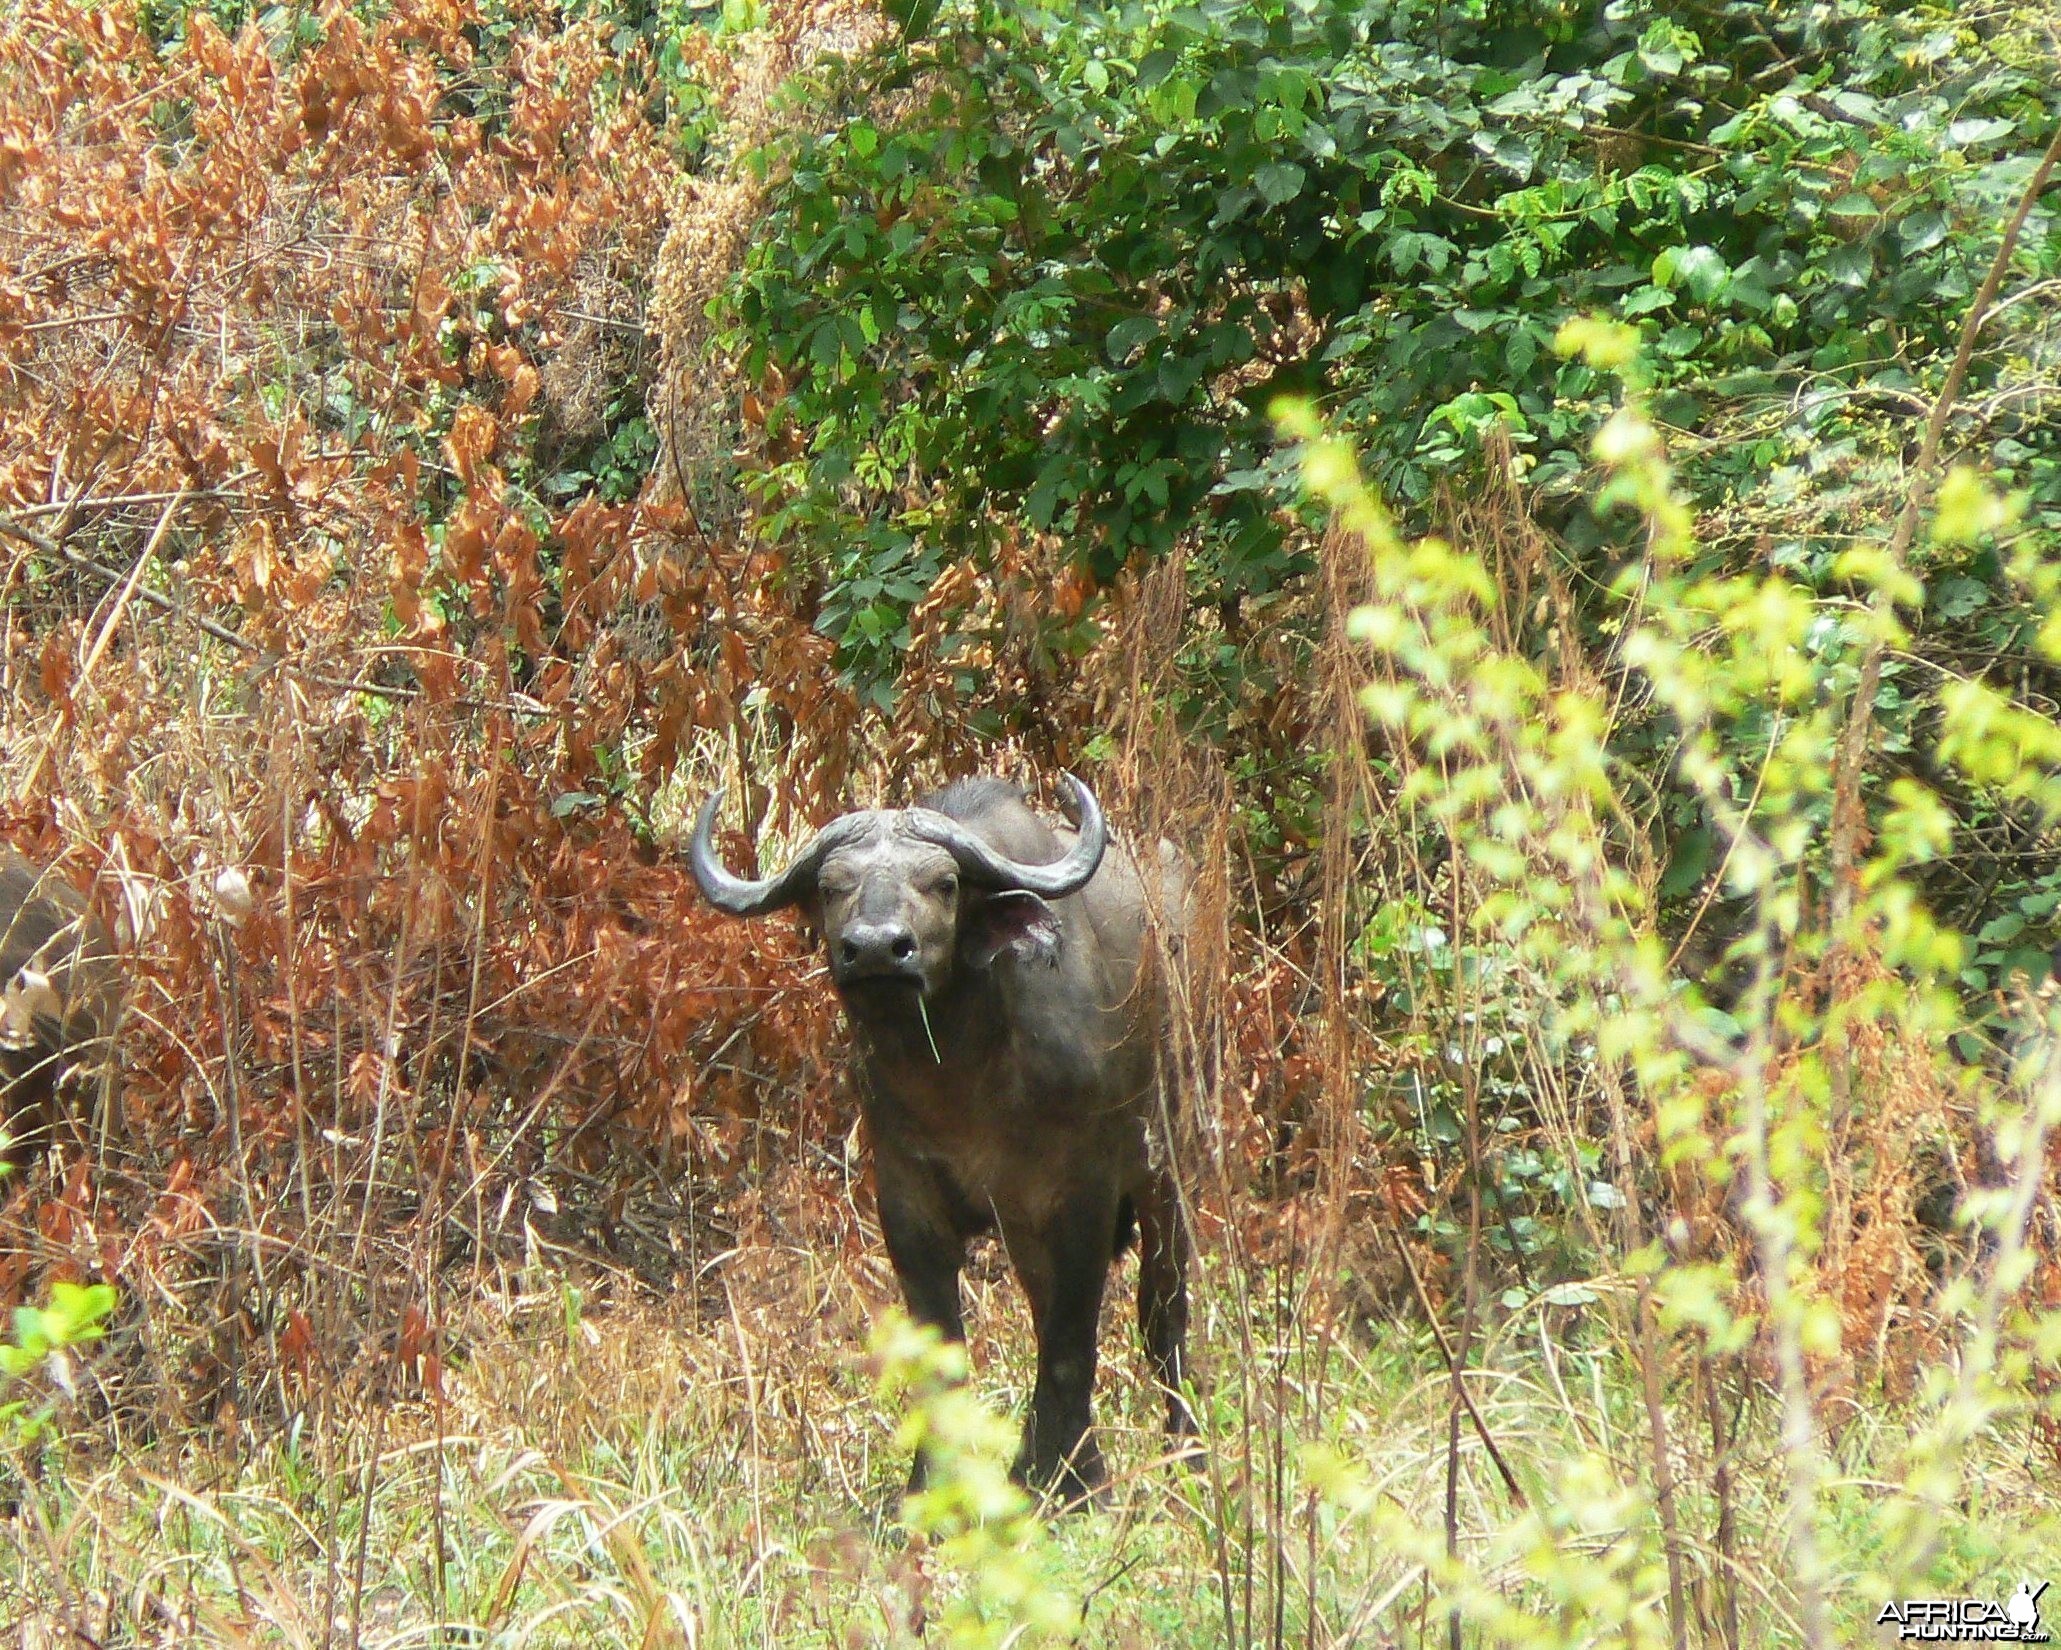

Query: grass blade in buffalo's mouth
<box><xmin>917</xmin><ymin>993</ymin><xmax>942</xmax><ymax>1064</ymax></box>
<box><xmin>845</xmin><ymin>970</ymin><xmax>922</xmax><ymax>991</ymax></box>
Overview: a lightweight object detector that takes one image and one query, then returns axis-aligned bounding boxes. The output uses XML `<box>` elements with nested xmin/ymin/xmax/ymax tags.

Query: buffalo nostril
<box><xmin>891</xmin><ymin>933</ymin><xmax>916</xmax><ymax>960</ymax></box>
<box><xmin>839</xmin><ymin>938</ymin><xmax>860</xmax><ymax>964</ymax></box>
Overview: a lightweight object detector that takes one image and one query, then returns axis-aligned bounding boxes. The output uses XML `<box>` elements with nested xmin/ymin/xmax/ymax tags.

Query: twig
<box><xmin>1705</xmin><ymin>1357</ymin><xmax>1743</xmax><ymax>1650</ymax></box>
<box><xmin>2</xmin><ymin>484</ymin><xmax>248</xmax><ymax>520</ymax></box>
<box><xmin>79</xmin><ymin>490</ymin><xmax>182</xmax><ymax>685</ymax></box>
<box><xmin>17</xmin><ymin>489</ymin><xmax>185</xmax><ymax>803</ymax></box>
<box><xmin>1597</xmin><ymin>1032</ymin><xmax>1690</xmax><ymax>1648</ymax></box>
<box><xmin>1446</xmin><ymin>854</ymin><xmax>1488</xmax><ymax>1650</ymax></box>
<box><xmin>560</xmin><ymin>308</ymin><xmax>647</xmax><ymax>337</ymax></box>
<box><xmin>1379</xmin><ymin>1214</ymin><xmax>1528</xmax><ymax>1508</ymax></box>
<box><xmin>22</xmin><ymin>310</ymin><xmax>138</xmax><ymax>333</ymax></box>
<box><xmin>347</xmin><ymin>1398</ymin><xmax>389</xmax><ymax>1650</ymax></box>
<box><xmin>1444</xmin><ymin>1181</ymin><xmax>1478</xmax><ymax>1650</ymax></box>
<box><xmin>0</xmin><ymin>508</ymin><xmax>318</xmax><ymax>671</ymax></box>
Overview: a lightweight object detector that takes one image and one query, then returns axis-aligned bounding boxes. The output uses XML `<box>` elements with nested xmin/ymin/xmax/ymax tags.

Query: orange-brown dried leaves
<box><xmin>0</xmin><ymin>0</ymin><xmax>831</xmax><ymax>1360</ymax></box>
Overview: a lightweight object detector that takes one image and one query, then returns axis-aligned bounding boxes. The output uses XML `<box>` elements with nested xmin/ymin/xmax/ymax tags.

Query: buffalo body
<box><xmin>691</xmin><ymin>776</ymin><xmax>1193</xmax><ymax>1497</ymax></box>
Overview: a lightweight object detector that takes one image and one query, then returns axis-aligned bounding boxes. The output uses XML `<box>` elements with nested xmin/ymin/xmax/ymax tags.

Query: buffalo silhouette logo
<box><xmin>1876</xmin><ymin>1581</ymin><xmax>2050</xmax><ymax>1641</ymax></box>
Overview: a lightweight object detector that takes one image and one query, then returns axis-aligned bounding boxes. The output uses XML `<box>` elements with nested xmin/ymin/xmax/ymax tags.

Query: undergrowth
<box><xmin>5</xmin><ymin>1255</ymin><xmax>2051</xmax><ymax>1647</ymax></box>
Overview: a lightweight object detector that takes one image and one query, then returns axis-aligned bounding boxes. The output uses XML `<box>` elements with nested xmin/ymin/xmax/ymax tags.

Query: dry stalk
<box><xmin>16</xmin><ymin>490</ymin><xmax>185</xmax><ymax>804</ymax></box>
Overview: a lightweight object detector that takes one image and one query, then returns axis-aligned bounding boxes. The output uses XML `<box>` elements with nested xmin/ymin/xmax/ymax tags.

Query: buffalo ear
<box><xmin>962</xmin><ymin>891</ymin><xmax>1061</xmax><ymax>970</ymax></box>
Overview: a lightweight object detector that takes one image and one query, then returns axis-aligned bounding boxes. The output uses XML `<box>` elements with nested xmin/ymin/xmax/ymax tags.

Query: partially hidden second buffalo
<box><xmin>0</xmin><ymin>851</ymin><xmax>123</xmax><ymax>1172</ymax></box>
<box><xmin>689</xmin><ymin>775</ymin><xmax>1195</xmax><ymax>1499</ymax></box>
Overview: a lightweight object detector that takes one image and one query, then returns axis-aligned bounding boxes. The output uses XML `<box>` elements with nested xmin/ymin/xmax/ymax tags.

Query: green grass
<box><xmin>4</xmin><ymin>1244</ymin><xmax>2058</xmax><ymax>1647</ymax></box>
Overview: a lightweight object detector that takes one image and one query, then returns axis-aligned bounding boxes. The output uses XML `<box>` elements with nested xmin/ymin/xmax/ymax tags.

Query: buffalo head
<box><xmin>688</xmin><ymin>776</ymin><xmax>1106</xmax><ymax>1008</ymax></box>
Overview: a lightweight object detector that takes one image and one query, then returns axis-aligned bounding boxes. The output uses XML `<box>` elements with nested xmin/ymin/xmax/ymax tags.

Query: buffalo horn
<box><xmin>907</xmin><ymin>773</ymin><xmax>1106</xmax><ymax>898</ymax></box>
<box><xmin>687</xmin><ymin>793</ymin><xmax>872</xmax><ymax>916</ymax></box>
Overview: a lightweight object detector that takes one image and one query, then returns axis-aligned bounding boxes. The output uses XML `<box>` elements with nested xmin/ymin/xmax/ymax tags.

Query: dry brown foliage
<box><xmin>0</xmin><ymin>0</ymin><xmax>870</xmax><ymax>1422</ymax></box>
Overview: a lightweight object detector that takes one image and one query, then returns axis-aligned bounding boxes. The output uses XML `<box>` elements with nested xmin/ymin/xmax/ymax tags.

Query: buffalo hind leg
<box><xmin>1135</xmin><ymin>1166</ymin><xmax>1197</xmax><ymax>1452</ymax></box>
<box><xmin>1007</xmin><ymin>1188</ymin><xmax>1120</xmax><ymax>1503</ymax></box>
<box><xmin>875</xmin><ymin>1147</ymin><xmax>968</xmax><ymax>1493</ymax></box>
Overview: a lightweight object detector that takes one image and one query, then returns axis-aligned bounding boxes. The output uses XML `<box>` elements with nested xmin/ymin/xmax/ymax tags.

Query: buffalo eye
<box><xmin>935</xmin><ymin>873</ymin><xmax>958</xmax><ymax>898</ymax></box>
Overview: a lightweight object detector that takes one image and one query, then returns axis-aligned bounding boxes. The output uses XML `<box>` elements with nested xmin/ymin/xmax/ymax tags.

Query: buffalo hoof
<box><xmin>1038</xmin><ymin>1466</ymin><xmax>1109</xmax><ymax>1513</ymax></box>
<box><xmin>1015</xmin><ymin>1443</ymin><xmax>1108</xmax><ymax>1512</ymax></box>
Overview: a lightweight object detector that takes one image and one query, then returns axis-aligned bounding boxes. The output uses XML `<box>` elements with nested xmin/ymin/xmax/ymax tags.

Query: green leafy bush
<box><xmin>1273</xmin><ymin>305</ymin><xmax>2061</xmax><ymax>1639</ymax></box>
<box><xmin>2</xmin><ymin>1281</ymin><xmax>117</xmax><ymax>1450</ymax></box>
<box><xmin>871</xmin><ymin>1312</ymin><xmax>1080</xmax><ymax>1648</ymax></box>
<box><xmin>728</xmin><ymin>0</ymin><xmax>2058</xmax><ymax>690</ymax></box>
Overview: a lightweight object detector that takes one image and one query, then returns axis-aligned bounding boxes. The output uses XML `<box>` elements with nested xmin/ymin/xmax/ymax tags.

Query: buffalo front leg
<box><xmin>875</xmin><ymin>1145</ymin><xmax>968</xmax><ymax>1342</ymax></box>
<box><xmin>1135</xmin><ymin>1166</ymin><xmax>1197</xmax><ymax>1450</ymax></box>
<box><xmin>874</xmin><ymin>1145</ymin><xmax>967</xmax><ymax>1492</ymax></box>
<box><xmin>1007</xmin><ymin>1188</ymin><xmax>1120</xmax><ymax>1501</ymax></box>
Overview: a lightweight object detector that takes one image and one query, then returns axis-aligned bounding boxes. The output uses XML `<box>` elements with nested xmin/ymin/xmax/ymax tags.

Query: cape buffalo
<box><xmin>0</xmin><ymin>851</ymin><xmax>123</xmax><ymax>1172</ymax></box>
<box><xmin>689</xmin><ymin>775</ymin><xmax>1194</xmax><ymax>1498</ymax></box>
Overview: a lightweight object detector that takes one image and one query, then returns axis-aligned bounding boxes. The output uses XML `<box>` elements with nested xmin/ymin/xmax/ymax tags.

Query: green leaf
<box><xmin>1481</xmin><ymin>132</ymin><xmax>1533</xmax><ymax>181</ymax></box>
<box><xmin>1825</xmin><ymin>244</ymin><xmax>1874</xmax><ymax>286</ymax></box>
<box><xmin>1137</xmin><ymin>47</ymin><xmax>1178</xmax><ymax>88</ymax></box>
<box><xmin>1654</xmin><ymin>244</ymin><xmax>1728</xmax><ymax>302</ymax></box>
<box><xmin>1027</xmin><ymin>458</ymin><xmax>1070</xmax><ymax>528</ymax></box>
<box><xmin>1659</xmin><ymin>825</ymin><xmax>1713</xmax><ymax>900</ymax></box>
<box><xmin>1947</xmin><ymin>117</ymin><xmax>2014</xmax><ymax>147</ymax></box>
<box><xmin>1255</xmin><ymin>161</ymin><xmax>1306</xmax><ymax>206</ymax></box>
<box><xmin>1539</xmin><ymin>1282</ymin><xmax>1601</xmax><ymax>1307</ymax></box>
<box><xmin>1898</xmin><ymin>210</ymin><xmax>1948</xmax><ymax>253</ymax></box>
<box><xmin>1931</xmin><ymin>466</ymin><xmax>2018</xmax><ymax>546</ymax></box>
<box><xmin>1105</xmin><ymin>315</ymin><xmax>1157</xmax><ymax>362</ymax></box>
<box><xmin>1933</xmin><ymin>576</ymin><xmax>1990</xmax><ymax>620</ymax></box>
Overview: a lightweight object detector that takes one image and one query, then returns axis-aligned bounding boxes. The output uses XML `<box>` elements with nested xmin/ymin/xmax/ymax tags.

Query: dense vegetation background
<box><xmin>2</xmin><ymin>0</ymin><xmax>2059</xmax><ymax>1643</ymax></box>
